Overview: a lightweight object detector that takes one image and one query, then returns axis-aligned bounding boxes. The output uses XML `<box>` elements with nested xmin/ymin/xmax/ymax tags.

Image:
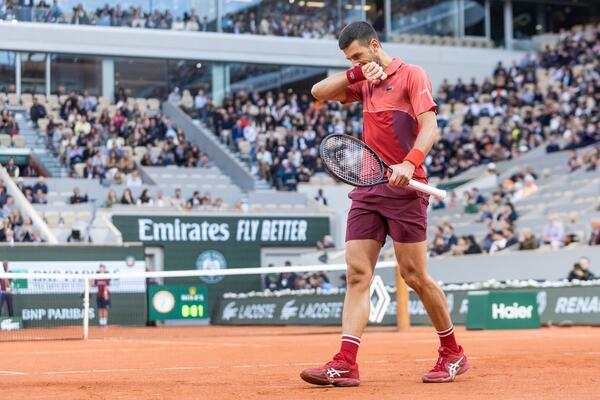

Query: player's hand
<box><xmin>362</xmin><ymin>62</ymin><xmax>387</xmax><ymax>85</ymax></box>
<box><xmin>387</xmin><ymin>161</ymin><xmax>415</xmax><ymax>187</ymax></box>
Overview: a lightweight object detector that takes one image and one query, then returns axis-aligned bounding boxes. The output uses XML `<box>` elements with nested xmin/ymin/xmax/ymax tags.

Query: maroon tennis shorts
<box><xmin>345</xmin><ymin>186</ymin><xmax>429</xmax><ymax>244</ymax></box>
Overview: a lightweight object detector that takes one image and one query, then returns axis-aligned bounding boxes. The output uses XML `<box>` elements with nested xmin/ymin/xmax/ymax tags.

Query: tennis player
<box><xmin>301</xmin><ymin>22</ymin><xmax>469</xmax><ymax>386</ymax></box>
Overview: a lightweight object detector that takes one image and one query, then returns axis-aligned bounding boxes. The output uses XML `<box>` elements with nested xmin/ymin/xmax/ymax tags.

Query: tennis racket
<box><xmin>319</xmin><ymin>134</ymin><xmax>447</xmax><ymax>200</ymax></box>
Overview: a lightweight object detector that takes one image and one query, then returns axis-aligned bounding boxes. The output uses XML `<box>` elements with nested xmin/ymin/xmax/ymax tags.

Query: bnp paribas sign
<box><xmin>112</xmin><ymin>215</ymin><xmax>330</xmax><ymax>246</ymax></box>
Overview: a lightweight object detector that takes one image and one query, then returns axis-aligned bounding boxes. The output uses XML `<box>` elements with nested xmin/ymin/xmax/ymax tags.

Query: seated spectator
<box><xmin>518</xmin><ymin>228</ymin><xmax>539</xmax><ymax>250</ymax></box>
<box><xmin>30</xmin><ymin>97</ymin><xmax>47</xmax><ymax>127</ymax></box>
<box><xmin>137</xmin><ymin>189</ymin><xmax>153</xmax><ymax>206</ymax></box>
<box><xmin>32</xmin><ymin>176</ymin><xmax>48</xmax><ymax>194</ymax></box>
<box><xmin>264</xmin><ymin>263</ymin><xmax>278</xmax><ymax>291</ymax></box>
<box><xmin>104</xmin><ymin>190</ymin><xmax>118</xmax><ymax>208</ymax></box>
<box><xmin>497</xmin><ymin>202</ymin><xmax>519</xmax><ymax>224</ymax></box>
<box><xmin>15</xmin><ymin>217</ymin><xmax>34</xmax><ymax>242</ymax></box>
<box><xmin>33</xmin><ymin>188</ymin><xmax>48</xmax><ymax>204</ymax></box>
<box><xmin>489</xmin><ymin>228</ymin><xmax>517</xmax><ymax>254</ymax></box>
<box><xmin>2</xmin><ymin>195</ymin><xmax>15</xmax><ymax>216</ymax></box>
<box><xmin>5</xmin><ymin>158</ymin><xmax>19</xmax><ymax>178</ymax></box>
<box><xmin>567</xmin><ymin>258</ymin><xmax>596</xmax><ymax>282</ymax></box>
<box><xmin>546</xmin><ymin>136</ymin><xmax>561</xmax><ymax>153</ymax></box>
<box><xmin>126</xmin><ymin>171</ymin><xmax>143</xmax><ymax>187</ymax></box>
<box><xmin>69</xmin><ymin>187</ymin><xmax>88</xmax><ymax>204</ymax></box>
<box><xmin>443</xmin><ymin>225</ymin><xmax>458</xmax><ymax>250</ymax></box>
<box><xmin>121</xmin><ymin>188</ymin><xmax>135</xmax><ymax>205</ymax></box>
<box><xmin>541</xmin><ymin>213</ymin><xmax>564</xmax><ymax>248</ymax></box>
<box><xmin>316</xmin><ymin>235</ymin><xmax>335</xmax><ymax>249</ymax></box>
<box><xmin>462</xmin><ymin>191</ymin><xmax>479</xmax><ymax>214</ymax></box>
<box><xmin>170</xmin><ymin>188</ymin><xmax>185</xmax><ymax>208</ymax></box>
<box><xmin>477</xmin><ymin>203</ymin><xmax>494</xmax><ymax>223</ymax></box>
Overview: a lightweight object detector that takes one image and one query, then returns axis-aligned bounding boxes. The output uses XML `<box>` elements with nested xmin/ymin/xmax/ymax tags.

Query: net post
<box><xmin>395</xmin><ymin>265</ymin><xmax>410</xmax><ymax>331</ymax></box>
<box><xmin>83</xmin><ymin>277</ymin><xmax>90</xmax><ymax>340</ymax></box>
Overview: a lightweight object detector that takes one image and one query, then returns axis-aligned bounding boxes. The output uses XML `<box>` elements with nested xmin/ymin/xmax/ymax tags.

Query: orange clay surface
<box><xmin>1</xmin><ymin>325</ymin><xmax>599</xmax><ymax>400</ymax></box>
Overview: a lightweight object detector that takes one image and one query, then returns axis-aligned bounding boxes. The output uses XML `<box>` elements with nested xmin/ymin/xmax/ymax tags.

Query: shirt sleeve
<box><xmin>407</xmin><ymin>65</ymin><xmax>437</xmax><ymax>116</ymax></box>
<box><xmin>341</xmin><ymin>81</ymin><xmax>364</xmax><ymax>104</ymax></box>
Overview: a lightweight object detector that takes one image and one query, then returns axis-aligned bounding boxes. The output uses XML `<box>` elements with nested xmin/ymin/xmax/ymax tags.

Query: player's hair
<box><xmin>338</xmin><ymin>21</ymin><xmax>379</xmax><ymax>50</ymax></box>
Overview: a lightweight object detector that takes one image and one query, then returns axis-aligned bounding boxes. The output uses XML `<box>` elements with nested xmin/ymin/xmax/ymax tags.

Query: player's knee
<box><xmin>400</xmin><ymin>268</ymin><xmax>427</xmax><ymax>291</ymax></box>
<box><xmin>346</xmin><ymin>264</ymin><xmax>372</xmax><ymax>289</ymax></box>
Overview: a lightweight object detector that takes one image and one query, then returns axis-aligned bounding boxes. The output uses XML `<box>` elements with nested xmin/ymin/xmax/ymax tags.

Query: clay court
<box><xmin>1</xmin><ymin>325</ymin><xmax>598</xmax><ymax>399</ymax></box>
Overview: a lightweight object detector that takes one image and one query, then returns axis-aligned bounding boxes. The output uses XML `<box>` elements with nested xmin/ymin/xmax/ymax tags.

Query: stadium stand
<box><xmin>179</xmin><ymin>22</ymin><xmax>598</xmax><ymax>192</ymax></box>
<box><xmin>0</xmin><ymin>1</ymin><xmax>494</xmax><ymax>47</ymax></box>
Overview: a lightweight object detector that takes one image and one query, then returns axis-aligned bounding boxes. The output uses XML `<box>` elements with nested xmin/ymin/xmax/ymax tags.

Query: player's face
<box><xmin>343</xmin><ymin>39</ymin><xmax>381</xmax><ymax>67</ymax></box>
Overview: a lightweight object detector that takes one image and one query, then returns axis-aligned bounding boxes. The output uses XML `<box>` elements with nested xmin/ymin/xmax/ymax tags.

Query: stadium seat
<box><xmin>12</xmin><ymin>135</ymin><xmax>26</xmax><ymax>148</ymax></box>
<box><xmin>0</xmin><ymin>134</ymin><xmax>11</xmax><ymax>147</ymax></box>
<box><xmin>77</xmin><ymin>211</ymin><xmax>93</xmax><ymax>224</ymax></box>
<box><xmin>61</xmin><ymin>211</ymin><xmax>76</xmax><ymax>228</ymax></box>
<box><xmin>37</xmin><ymin>118</ymin><xmax>49</xmax><ymax>132</ymax></box>
<box><xmin>44</xmin><ymin>211</ymin><xmax>60</xmax><ymax>228</ymax></box>
<box><xmin>7</xmin><ymin>93</ymin><xmax>20</xmax><ymax>106</ymax></box>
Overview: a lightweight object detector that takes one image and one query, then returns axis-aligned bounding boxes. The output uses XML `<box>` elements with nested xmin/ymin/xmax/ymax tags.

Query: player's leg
<box><xmin>341</xmin><ymin>239</ymin><xmax>382</xmax><ymax>337</ymax></box>
<box><xmin>394</xmin><ymin>241</ymin><xmax>470</xmax><ymax>383</ymax></box>
<box><xmin>300</xmin><ymin>202</ymin><xmax>386</xmax><ymax>387</ymax></box>
<box><xmin>300</xmin><ymin>239</ymin><xmax>381</xmax><ymax>387</ymax></box>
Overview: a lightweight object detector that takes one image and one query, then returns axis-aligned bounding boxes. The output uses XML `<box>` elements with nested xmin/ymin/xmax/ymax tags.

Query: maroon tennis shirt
<box><xmin>343</xmin><ymin>58</ymin><xmax>437</xmax><ymax>200</ymax></box>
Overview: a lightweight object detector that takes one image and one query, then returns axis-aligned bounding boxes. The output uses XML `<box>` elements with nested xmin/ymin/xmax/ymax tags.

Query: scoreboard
<box><xmin>149</xmin><ymin>285</ymin><xmax>207</xmax><ymax>321</ymax></box>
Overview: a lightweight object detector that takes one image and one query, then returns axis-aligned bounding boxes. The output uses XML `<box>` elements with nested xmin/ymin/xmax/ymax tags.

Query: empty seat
<box><xmin>61</xmin><ymin>211</ymin><xmax>76</xmax><ymax>228</ymax></box>
<box><xmin>44</xmin><ymin>211</ymin><xmax>60</xmax><ymax>228</ymax></box>
<box><xmin>7</xmin><ymin>93</ymin><xmax>20</xmax><ymax>106</ymax></box>
<box><xmin>77</xmin><ymin>211</ymin><xmax>93</xmax><ymax>223</ymax></box>
<box><xmin>11</xmin><ymin>135</ymin><xmax>25</xmax><ymax>148</ymax></box>
<box><xmin>0</xmin><ymin>134</ymin><xmax>11</xmax><ymax>147</ymax></box>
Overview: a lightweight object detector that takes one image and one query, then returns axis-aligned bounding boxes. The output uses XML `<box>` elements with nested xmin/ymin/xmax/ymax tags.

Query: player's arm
<box><xmin>311</xmin><ymin>62</ymin><xmax>386</xmax><ymax>102</ymax></box>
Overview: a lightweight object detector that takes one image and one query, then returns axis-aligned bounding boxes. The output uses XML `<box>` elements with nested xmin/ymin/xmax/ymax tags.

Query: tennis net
<box><xmin>0</xmin><ymin>261</ymin><xmax>399</xmax><ymax>341</ymax></box>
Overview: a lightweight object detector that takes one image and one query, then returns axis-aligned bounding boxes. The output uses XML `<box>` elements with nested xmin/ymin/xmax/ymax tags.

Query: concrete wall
<box><xmin>0</xmin><ymin>22</ymin><xmax>526</xmax><ymax>90</ymax></box>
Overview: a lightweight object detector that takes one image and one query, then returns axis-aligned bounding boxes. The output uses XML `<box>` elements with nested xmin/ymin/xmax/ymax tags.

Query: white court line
<box><xmin>0</xmin><ymin>371</ymin><xmax>28</xmax><ymax>375</ymax></box>
<box><xmin>0</xmin><ymin>360</ymin><xmax>391</xmax><ymax>377</ymax></box>
<box><xmin>125</xmin><ymin>339</ymin><xmax>271</xmax><ymax>348</ymax></box>
<box><xmin>42</xmin><ymin>368</ymin><xmax>144</xmax><ymax>375</ymax></box>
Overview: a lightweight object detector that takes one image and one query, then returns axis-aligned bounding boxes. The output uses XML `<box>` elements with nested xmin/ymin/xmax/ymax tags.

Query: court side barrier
<box><xmin>211</xmin><ymin>282</ymin><xmax>600</xmax><ymax>326</ymax></box>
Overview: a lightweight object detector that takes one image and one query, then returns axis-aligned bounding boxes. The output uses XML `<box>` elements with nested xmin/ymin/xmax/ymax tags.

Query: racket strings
<box><xmin>321</xmin><ymin>136</ymin><xmax>384</xmax><ymax>185</ymax></box>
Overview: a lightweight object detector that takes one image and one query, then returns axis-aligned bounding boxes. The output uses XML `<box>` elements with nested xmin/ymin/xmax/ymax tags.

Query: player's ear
<box><xmin>369</xmin><ymin>38</ymin><xmax>381</xmax><ymax>52</ymax></box>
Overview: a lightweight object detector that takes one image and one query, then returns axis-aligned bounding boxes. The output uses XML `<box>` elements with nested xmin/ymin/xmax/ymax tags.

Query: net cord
<box><xmin>0</xmin><ymin>261</ymin><xmax>397</xmax><ymax>280</ymax></box>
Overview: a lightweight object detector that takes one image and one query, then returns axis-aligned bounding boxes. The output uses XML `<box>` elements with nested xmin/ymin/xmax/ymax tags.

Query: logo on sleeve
<box><xmin>385</xmin><ymin>86</ymin><xmax>394</xmax><ymax>92</ymax></box>
<box><xmin>419</xmin><ymin>88</ymin><xmax>429</xmax><ymax>95</ymax></box>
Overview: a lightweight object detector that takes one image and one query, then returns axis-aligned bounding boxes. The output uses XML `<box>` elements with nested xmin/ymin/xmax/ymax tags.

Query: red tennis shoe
<box><xmin>300</xmin><ymin>356</ymin><xmax>360</xmax><ymax>387</ymax></box>
<box><xmin>422</xmin><ymin>345</ymin><xmax>470</xmax><ymax>383</ymax></box>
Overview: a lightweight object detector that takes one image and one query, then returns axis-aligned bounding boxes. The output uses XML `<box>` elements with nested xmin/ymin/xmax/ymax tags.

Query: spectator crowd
<box><xmin>38</xmin><ymin>90</ymin><xmax>210</xmax><ymax>184</ymax></box>
<box><xmin>183</xmin><ymin>23</ymin><xmax>599</xmax><ymax>191</ymax></box>
<box><xmin>0</xmin><ymin>0</ymin><xmax>352</xmax><ymax>39</ymax></box>
<box><xmin>0</xmin><ymin>178</ymin><xmax>45</xmax><ymax>245</ymax></box>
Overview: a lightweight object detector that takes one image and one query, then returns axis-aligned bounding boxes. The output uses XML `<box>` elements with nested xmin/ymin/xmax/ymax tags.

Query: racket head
<box><xmin>319</xmin><ymin>134</ymin><xmax>388</xmax><ymax>187</ymax></box>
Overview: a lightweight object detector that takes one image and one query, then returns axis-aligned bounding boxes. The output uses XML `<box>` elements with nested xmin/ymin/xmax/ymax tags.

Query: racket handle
<box><xmin>408</xmin><ymin>179</ymin><xmax>447</xmax><ymax>200</ymax></box>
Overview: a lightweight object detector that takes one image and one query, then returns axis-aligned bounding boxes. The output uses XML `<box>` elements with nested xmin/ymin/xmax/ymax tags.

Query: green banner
<box><xmin>212</xmin><ymin>285</ymin><xmax>600</xmax><ymax>326</ymax></box>
<box><xmin>112</xmin><ymin>214</ymin><xmax>330</xmax><ymax>320</ymax></box>
<box><xmin>149</xmin><ymin>285</ymin><xmax>208</xmax><ymax>321</ymax></box>
<box><xmin>113</xmin><ymin>215</ymin><xmax>329</xmax><ymax>246</ymax></box>
<box><xmin>466</xmin><ymin>291</ymin><xmax>540</xmax><ymax>330</ymax></box>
